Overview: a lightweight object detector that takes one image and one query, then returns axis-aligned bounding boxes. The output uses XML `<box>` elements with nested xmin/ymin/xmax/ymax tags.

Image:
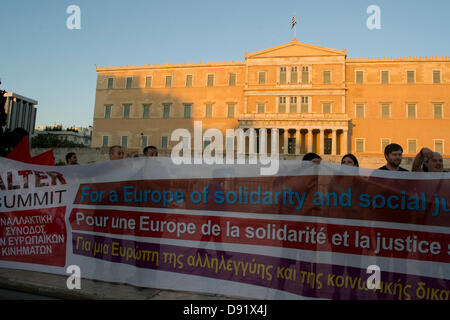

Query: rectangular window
<box><xmin>381</xmin><ymin>139</ymin><xmax>391</xmax><ymax>153</ymax></box>
<box><xmin>104</xmin><ymin>105</ymin><xmax>112</xmax><ymax>119</ymax></box>
<box><xmin>356</xmin><ymin>104</ymin><xmax>365</xmax><ymax>118</ymax></box>
<box><xmin>408</xmin><ymin>139</ymin><xmax>417</xmax><ymax>154</ymax></box>
<box><xmin>407</xmin><ymin>104</ymin><xmax>416</xmax><ymax>119</ymax></box>
<box><xmin>121</xmin><ymin>136</ymin><xmax>128</xmax><ymax>147</ymax></box>
<box><xmin>279</xmin><ymin>97</ymin><xmax>286</xmax><ymax>113</ymax></box>
<box><xmin>280</xmin><ymin>67</ymin><xmax>287</xmax><ymax>84</ymax></box>
<box><xmin>323</xmin><ymin>71</ymin><xmax>331</xmax><ymax>84</ymax></box>
<box><xmin>126</xmin><ymin>77</ymin><xmax>132</xmax><ymax>89</ymax></box>
<box><xmin>207</xmin><ymin>74</ymin><xmax>214</xmax><ymax>87</ymax></box>
<box><xmin>433</xmin><ymin>70</ymin><xmax>441</xmax><ymax>84</ymax></box>
<box><xmin>107</xmin><ymin>77</ymin><xmax>114</xmax><ymax>89</ymax></box>
<box><xmin>257</xmin><ymin>104</ymin><xmax>265</xmax><ymax>114</ymax></box>
<box><xmin>356</xmin><ymin>71</ymin><xmax>364</xmax><ymax>84</ymax></box>
<box><xmin>229</xmin><ymin>73</ymin><xmax>236</xmax><ymax>86</ymax></box>
<box><xmin>227</xmin><ymin>104</ymin><xmax>235</xmax><ymax>118</ymax></box>
<box><xmin>290</xmin><ymin>97</ymin><xmax>297</xmax><ymax>113</ymax></box>
<box><xmin>301</xmin><ymin>96</ymin><xmax>309</xmax><ymax>113</ymax></box>
<box><xmin>205</xmin><ymin>104</ymin><xmax>213</xmax><ymax>118</ymax></box>
<box><xmin>141</xmin><ymin>136</ymin><xmax>148</xmax><ymax>148</ymax></box>
<box><xmin>381</xmin><ymin>104</ymin><xmax>390</xmax><ymax>119</ymax></box>
<box><xmin>301</xmin><ymin>66</ymin><xmax>309</xmax><ymax>83</ymax></box>
<box><xmin>142</xmin><ymin>104</ymin><xmax>150</xmax><ymax>118</ymax></box>
<box><xmin>381</xmin><ymin>71</ymin><xmax>389</xmax><ymax>84</ymax></box>
<box><xmin>258</xmin><ymin>72</ymin><xmax>266</xmax><ymax>85</ymax></box>
<box><xmin>355</xmin><ymin>139</ymin><xmax>365</xmax><ymax>153</ymax></box>
<box><xmin>434</xmin><ymin>104</ymin><xmax>443</xmax><ymax>119</ymax></box>
<box><xmin>434</xmin><ymin>140</ymin><xmax>444</xmax><ymax>154</ymax></box>
<box><xmin>323</xmin><ymin>103</ymin><xmax>331</xmax><ymax>114</ymax></box>
<box><xmin>123</xmin><ymin>104</ymin><xmax>131</xmax><ymax>119</ymax></box>
<box><xmin>102</xmin><ymin>136</ymin><xmax>109</xmax><ymax>147</ymax></box>
<box><xmin>185</xmin><ymin>74</ymin><xmax>193</xmax><ymax>87</ymax></box>
<box><xmin>145</xmin><ymin>76</ymin><xmax>152</xmax><ymax>88</ymax></box>
<box><xmin>184</xmin><ymin>104</ymin><xmax>192</xmax><ymax>118</ymax></box>
<box><xmin>291</xmin><ymin>66</ymin><xmax>298</xmax><ymax>84</ymax></box>
<box><xmin>163</xmin><ymin>104</ymin><xmax>171</xmax><ymax>118</ymax></box>
<box><xmin>161</xmin><ymin>136</ymin><xmax>168</xmax><ymax>149</ymax></box>
<box><xmin>407</xmin><ymin>71</ymin><xmax>415</xmax><ymax>84</ymax></box>
<box><xmin>165</xmin><ymin>75</ymin><xmax>172</xmax><ymax>88</ymax></box>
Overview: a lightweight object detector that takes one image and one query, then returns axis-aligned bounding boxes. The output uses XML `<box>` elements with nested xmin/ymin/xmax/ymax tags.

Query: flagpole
<box><xmin>294</xmin><ymin>13</ymin><xmax>296</xmax><ymax>38</ymax></box>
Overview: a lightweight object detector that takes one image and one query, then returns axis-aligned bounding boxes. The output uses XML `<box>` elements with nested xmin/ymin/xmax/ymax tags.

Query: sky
<box><xmin>1</xmin><ymin>0</ymin><xmax>450</xmax><ymax>128</ymax></box>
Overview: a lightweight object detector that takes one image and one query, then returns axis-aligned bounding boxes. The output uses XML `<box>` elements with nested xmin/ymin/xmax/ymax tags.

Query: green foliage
<box><xmin>31</xmin><ymin>134</ymin><xmax>86</xmax><ymax>148</ymax></box>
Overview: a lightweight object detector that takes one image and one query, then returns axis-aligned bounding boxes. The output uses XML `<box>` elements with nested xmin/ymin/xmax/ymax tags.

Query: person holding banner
<box><xmin>341</xmin><ymin>153</ymin><xmax>359</xmax><ymax>167</ymax></box>
<box><xmin>302</xmin><ymin>152</ymin><xmax>322</xmax><ymax>164</ymax></box>
<box><xmin>65</xmin><ymin>152</ymin><xmax>78</xmax><ymax>165</ymax></box>
<box><xmin>412</xmin><ymin>147</ymin><xmax>445</xmax><ymax>172</ymax></box>
<box><xmin>378</xmin><ymin>143</ymin><xmax>409</xmax><ymax>171</ymax></box>
<box><xmin>109</xmin><ymin>145</ymin><xmax>125</xmax><ymax>160</ymax></box>
<box><xmin>143</xmin><ymin>145</ymin><xmax>158</xmax><ymax>157</ymax></box>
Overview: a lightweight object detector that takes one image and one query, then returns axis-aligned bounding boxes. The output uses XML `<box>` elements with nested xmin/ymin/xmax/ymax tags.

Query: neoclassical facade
<box><xmin>92</xmin><ymin>38</ymin><xmax>450</xmax><ymax>159</ymax></box>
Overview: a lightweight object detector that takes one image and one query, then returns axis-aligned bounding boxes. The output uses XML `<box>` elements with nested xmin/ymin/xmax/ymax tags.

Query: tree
<box><xmin>31</xmin><ymin>134</ymin><xmax>86</xmax><ymax>148</ymax></box>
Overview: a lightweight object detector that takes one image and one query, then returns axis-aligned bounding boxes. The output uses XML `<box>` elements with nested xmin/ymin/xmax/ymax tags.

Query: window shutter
<box><xmin>433</xmin><ymin>71</ymin><xmax>441</xmax><ymax>84</ymax></box>
<box><xmin>356</xmin><ymin>71</ymin><xmax>363</xmax><ymax>84</ymax></box>
<box><xmin>186</xmin><ymin>75</ymin><xmax>193</xmax><ymax>87</ymax></box>
<box><xmin>323</xmin><ymin>71</ymin><xmax>331</xmax><ymax>84</ymax></box>
<box><xmin>381</xmin><ymin>104</ymin><xmax>390</xmax><ymax>118</ymax></box>
<box><xmin>381</xmin><ymin>71</ymin><xmax>389</xmax><ymax>84</ymax></box>
<box><xmin>434</xmin><ymin>104</ymin><xmax>443</xmax><ymax>119</ymax></box>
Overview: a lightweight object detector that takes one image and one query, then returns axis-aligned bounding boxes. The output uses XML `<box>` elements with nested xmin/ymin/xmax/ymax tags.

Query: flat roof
<box><xmin>4</xmin><ymin>92</ymin><xmax>38</xmax><ymax>105</ymax></box>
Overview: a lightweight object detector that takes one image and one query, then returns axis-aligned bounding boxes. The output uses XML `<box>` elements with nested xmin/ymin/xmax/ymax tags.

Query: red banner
<box><xmin>0</xmin><ymin>206</ymin><xmax>67</xmax><ymax>266</ymax></box>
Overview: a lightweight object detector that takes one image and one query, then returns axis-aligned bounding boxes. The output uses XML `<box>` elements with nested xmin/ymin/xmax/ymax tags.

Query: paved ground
<box><xmin>0</xmin><ymin>288</ymin><xmax>59</xmax><ymax>300</ymax></box>
<box><xmin>0</xmin><ymin>267</ymin><xmax>242</xmax><ymax>300</ymax></box>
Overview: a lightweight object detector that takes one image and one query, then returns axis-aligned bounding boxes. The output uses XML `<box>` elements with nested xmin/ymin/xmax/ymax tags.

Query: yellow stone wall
<box><xmin>92</xmin><ymin>39</ymin><xmax>450</xmax><ymax>160</ymax></box>
<box><xmin>347</xmin><ymin>58</ymin><xmax>450</xmax><ymax>156</ymax></box>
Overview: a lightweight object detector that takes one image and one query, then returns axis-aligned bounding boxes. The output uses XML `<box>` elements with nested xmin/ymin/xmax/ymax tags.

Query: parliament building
<box><xmin>91</xmin><ymin>38</ymin><xmax>450</xmax><ymax>162</ymax></box>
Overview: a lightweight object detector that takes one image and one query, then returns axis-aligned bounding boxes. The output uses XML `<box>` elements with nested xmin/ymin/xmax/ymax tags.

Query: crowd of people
<box><xmin>65</xmin><ymin>143</ymin><xmax>446</xmax><ymax>172</ymax></box>
<box><xmin>301</xmin><ymin>142</ymin><xmax>446</xmax><ymax>172</ymax></box>
<box><xmin>65</xmin><ymin>145</ymin><xmax>158</xmax><ymax>164</ymax></box>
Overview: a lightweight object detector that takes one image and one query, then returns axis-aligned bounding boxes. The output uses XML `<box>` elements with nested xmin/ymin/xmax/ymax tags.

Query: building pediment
<box><xmin>245</xmin><ymin>38</ymin><xmax>346</xmax><ymax>59</ymax></box>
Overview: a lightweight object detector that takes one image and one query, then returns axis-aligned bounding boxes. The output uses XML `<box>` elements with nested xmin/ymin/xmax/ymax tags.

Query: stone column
<box><xmin>296</xmin><ymin>128</ymin><xmax>301</xmax><ymax>155</ymax></box>
<box><xmin>319</xmin><ymin>129</ymin><xmax>324</xmax><ymax>155</ymax></box>
<box><xmin>270</xmin><ymin>128</ymin><xmax>279</xmax><ymax>155</ymax></box>
<box><xmin>332</xmin><ymin>129</ymin><xmax>337</xmax><ymax>155</ymax></box>
<box><xmin>307</xmin><ymin>128</ymin><xmax>313</xmax><ymax>153</ymax></box>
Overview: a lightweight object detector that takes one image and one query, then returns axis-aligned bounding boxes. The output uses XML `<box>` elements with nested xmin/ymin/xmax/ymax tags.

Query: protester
<box><xmin>143</xmin><ymin>145</ymin><xmax>158</xmax><ymax>157</ymax></box>
<box><xmin>109</xmin><ymin>145</ymin><xmax>124</xmax><ymax>160</ymax></box>
<box><xmin>378</xmin><ymin>143</ymin><xmax>408</xmax><ymax>171</ymax></box>
<box><xmin>65</xmin><ymin>152</ymin><xmax>78</xmax><ymax>165</ymax></box>
<box><xmin>341</xmin><ymin>153</ymin><xmax>359</xmax><ymax>167</ymax></box>
<box><xmin>302</xmin><ymin>152</ymin><xmax>322</xmax><ymax>164</ymax></box>
<box><xmin>412</xmin><ymin>147</ymin><xmax>444</xmax><ymax>172</ymax></box>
